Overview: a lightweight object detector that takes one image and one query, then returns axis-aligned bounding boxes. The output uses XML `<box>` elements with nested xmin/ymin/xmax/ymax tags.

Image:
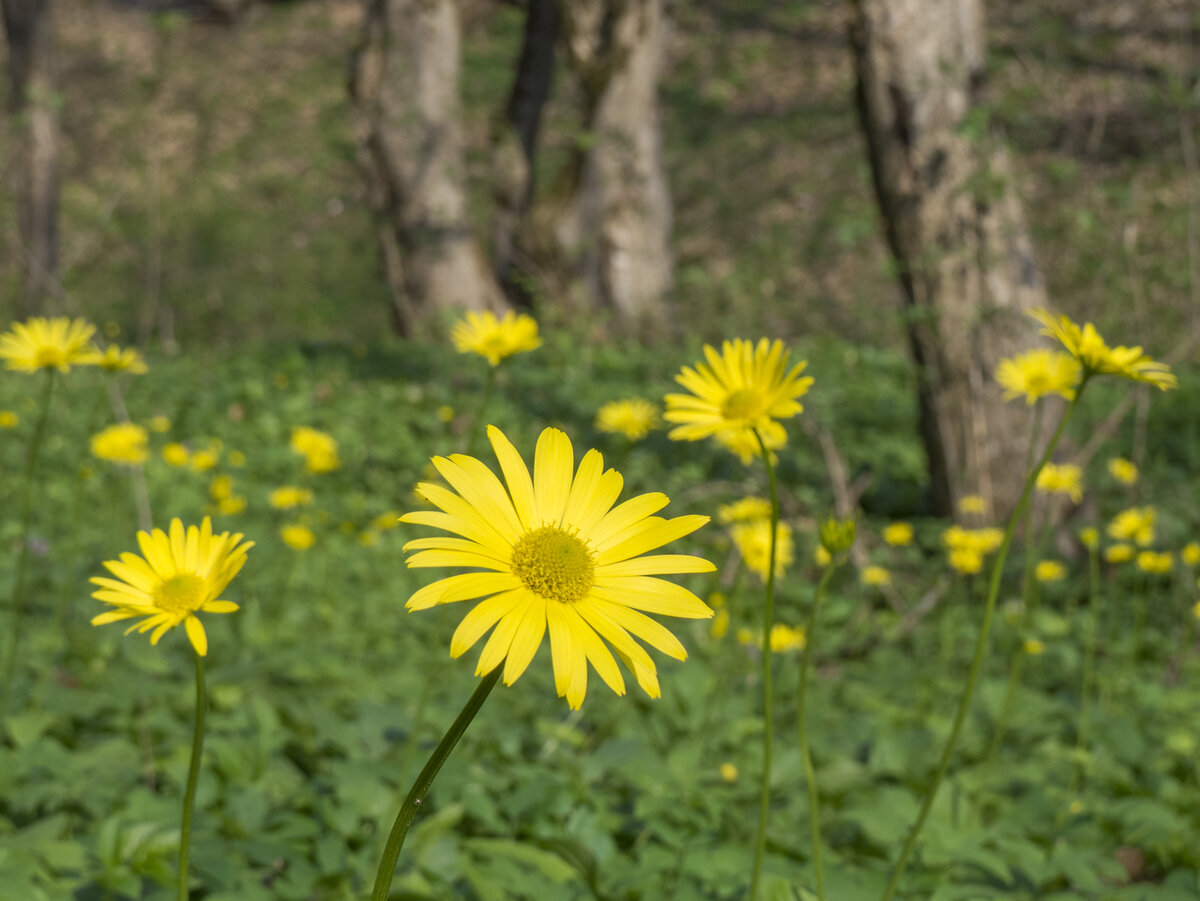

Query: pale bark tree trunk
<box><xmin>351</xmin><ymin>0</ymin><xmax>506</xmax><ymax>335</ymax></box>
<box><xmin>3</xmin><ymin>0</ymin><xmax>60</xmax><ymax>315</ymax></box>
<box><xmin>850</xmin><ymin>0</ymin><xmax>1045</xmax><ymax>520</ymax></box>
<box><xmin>535</xmin><ymin>0</ymin><xmax>671</xmax><ymax>332</ymax></box>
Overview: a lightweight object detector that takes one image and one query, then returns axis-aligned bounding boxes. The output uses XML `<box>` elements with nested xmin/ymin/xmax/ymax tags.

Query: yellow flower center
<box><xmin>721</xmin><ymin>387</ymin><xmax>762</xmax><ymax>422</ymax></box>
<box><xmin>510</xmin><ymin>526</ymin><xmax>595</xmax><ymax>603</ymax></box>
<box><xmin>153</xmin><ymin>573</ymin><xmax>206</xmax><ymax>614</ymax></box>
<box><xmin>34</xmin><ymin>346</ymin><xmax>64</xmax><ymax>368</ymax></box>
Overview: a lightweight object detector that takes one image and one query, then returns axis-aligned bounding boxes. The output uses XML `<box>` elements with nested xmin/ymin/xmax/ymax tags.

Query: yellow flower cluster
<box><xmin>291</xmin><ymin>426</ymin><xmax>340</xmax><ymax>474</ymax></box>
<box><xmin>1135</xmin><ymin>550</ymin><xmax>1173</xmax><ymax>575</ymax></box>
<box><xmin>269</xmin><ymin>486</ymin><xmax>315</xmax><ymax>510</ymax></box>
<box><xmin>717</xmin><ymin>496</ymin><xmax>772</xmax><ymax>524</ymax></box>
<box><xmin>1108</xmin><ymin>506</ymin><xmax>1156</xmax><ymax>546</ymax></box>
<box><xmin>90</xmin><ymin>423</ymin><xmax>149</xmax><ymax>466</ymax></box>
<box><xmin>942</xmin><ymin>526</ymin><xmax>1005</xmax><ymax>575</ymax></box>
<box><xmin>1036</xmin><ymin>462</ymin><xmax>1083</xmax><ymax>504</ymax></box>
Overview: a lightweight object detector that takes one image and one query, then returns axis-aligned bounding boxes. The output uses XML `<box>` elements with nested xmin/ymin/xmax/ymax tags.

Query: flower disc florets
<box><xmin>510</xmin><ymin>526</ymin><xmax>595</xmax><ymax>603</ymax></box>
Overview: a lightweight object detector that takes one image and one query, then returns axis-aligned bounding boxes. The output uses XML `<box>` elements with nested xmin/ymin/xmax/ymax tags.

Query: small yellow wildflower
<box><xmin>1108</xmin><ymin>506</ymin><xmax>1155</xmax><ymax>546</ymax></box>
<box><xmin>0</xmin><ymin>410</ymin><xmax>17</xmax><ymax>428</ymax></box>
<box><xmin>736</xmin><ymin>627</ymin><xmax>756</xmax><ymax>646</ymax></box>
<box><xmin>371</xmin><ymin>511</ymin><xmax>401</xmax><ymax>532</ymax></box>
<box><xmin>451</xmin><ymin>311</ymin><xmax>542</xmax><ymax>366</ymax></box>
<box><xmin>711</xmin><ymin>608</ymin><xmax>730</xmax><ymax>639</ymax></box>
<box><xmin>359</xmin><ymin>529</ymin><xmax>380</xmax><ymax>547</ymax></box>
<box><xmin>949</xmin><ymin>548</ymin><xmax>984</xmax><ymax>575</ymax></box>
<box><xmin>731</xmin><ymin>519</ymin><xmax>794</xmax><ymax>581</ymax></box>
<box><xmin>0</xmin><ymin>317</ymin><xmax>97</xmax><ymax>373</ymax></box>
<box><xmin>1036</xmin><ymin>462</ymin><xmax>1083</xmax><ymax>504</ymax></box>
<box><xmin>943</xmin><ymin>526</ymin><xmax>1004</xmax><ymax>556</ymax></box>
<box><xmin>959</xmin><ymin>495</ymin><xmax>988</xmax><ymax>515</ymax></box>
<box><xmin>814</xmin><ymin>545</ymin><xmax>831</xmax><ymax>567</ymax></box>
<box><xmin>290</xmin><ymin>426</ymin><xmax>340</xmax><ymax>474</ymax></box>
<box><xmin>1029</xmin><ymin>309</ymin><xmax>1176</xmax><ymax>389</ymax></box>
<box><xmin>90</xmin><ymin>423</ymin><xmax>149</xmax><ymax>466</ymax></box>
<box><xmin>1135</xmin><ymin>550</ymin><xmax>1173</xmax><ymax>575</ymax></box>
<box><xmin>190</xmin><ymin>448</ymin><xmax>219</xmax><ymax>472</ymax></box>
<box><xmin>218</xmin><ymin>495</ymin><xmax>247</xmax><ymax>516</ymax></box>
<box><xmin>994</xmin><ymin>349</ymin><xmax>1080</xmax><ymax>404</ymax></box>
<box><xmin>1023</xmin><ymin>638</ymin><xmax>1046</xmax><ymax>656</ymax></box>
<box><xmin>163</xmin><ymin>443</ymin><xmax>190</xmax><ymax>467</ymax></box>
<box><xmin>1104</xmin><ymin>543</ymin><xmax>1134</xmax><ymax>564</ymax></box>
<box><xmin>595</xmin><ymin>399</ymin><xmax>659</xmax><ymax>441</ymax></box>
<box><xmin>269</xmin><ymin>486</ymin><xmax>315</xmax><ymax>510</ymax></box>
<box><xmin>148</xmin><ymin>414</ymin><xmax>170</xmax><ymax>433</ymax></box>
<box><xmin>861</xmin><ymin>565</ymin><xmax>891</xmax><ymax>587</ymax></box>
<box><xmin>1080</xmin><ymin>527</ymin><xmax>1099</xmax><ymax>549</ymax></box>
<box><xmin>769</xmin><ymin>623</ymin><xmax>806</xmax><ymax>653</ymax></box>
<box><xmin>1107</xmin><ymin>457</ymin><xmax>1139</xmax><ymax>485</ymax></box>
<box><xmin>719</xmin><ymin>762</ymin><xmax>738</xmax><ymax>783</ymax></box>
<box><xmin>280</xmin><ymin>524</ymin><xmax>316</xmax><ymax>551</ymax></box>
<box><xmin>1181</xmin><ymin>543</ymin><xmax>1200</xmax><ymax>566</ymax></box>
<box><xmin>882</xmin><ymin>522</ymin><xmax>914</xmax><ymax>546</ymax></box>
<box><xmin>708</xmin><ymin>591</ymin><xmax>727</xmax><ymax>609</ymax></box>
<box><xmin>84</xmin><ymin>344</ymin><xmax>148</xmax><ymax>374</ymax></box>
<box><xmin>1035</xmin><ymin>560</ymin><xmax>1066</xmax><ymax>582</ymax></box>
<box><xmin>228</xmin><ymin>450</ymin><xmax>246</xmax><ymax>468</ymax></box>
<box><xmin>714</xmin><ymin>424</ymin><xmax>784</xmax><ymax>465</ymax></box>
<box><xmin>209</xmin><ymin>475</ymin><xmax>234</xmax><ymax>501</ymax></box>
<box><xmin>437</xmin><ymin>405</ymin><xmax>455</xmax><ymax>423</ymax></box>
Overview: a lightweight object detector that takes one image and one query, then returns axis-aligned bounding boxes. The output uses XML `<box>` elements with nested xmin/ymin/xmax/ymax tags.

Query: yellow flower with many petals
<box><xmin>451</xmin><ymin>311</ymin><xmax>542</xmax><ymax>367</ymax></box>
<box><xmin>269</xmin><ymin>486</ymin><xmax>314</xmax><ymax>510</ymax></box>
<box><xmin>731</xmin><ymin>519</ymin><xmax>794</xmax><ymax>583</ymax></box>
<box><xmin>995</xmin><ymin>349</ymin><xmax>1080</xmax><ymax>404</ymax></box>
<box><xmin>90</xmin><ymin>518</ymin><xmax>252</xmax><ymax>656</ymax></box>
<box><xmin>1135</xmin><ymin>550</ymin><xmax>1173</xmax><ymax>575</ymax></box>
<box><xmin>883</xmin><ymin>522</ymin><xmax>914</xmax><ymax>546</ymax></box>
<box><xmin>717</xmin><ymin>496</ymin><xmax>772</xmax><ymax>525</ymax></box>
<box><xmin>595</xmin><ymin>398</ymin><xmax>659</xmax><ymax>441</ymax></box>
<box><xmin>1036</xmin><ymin>462</ymin><xmax>1083</xmax><ymax>504</ymax></box>
<box><xmin>90</xmin><ymin>423</ymin><xmax>149</xmax><ymax>466</ymax></box>
<box><xmin>861</xmin><ymin>565</ymin><xmax>891</xmax><ymax>587</ymax></box>
<box><xmin>280</xmin><ymin>523</ymin><xmax>316</xmax><ymax>550</ymax></box>
<box><xmin>84</xmin><ymin>344</ymin><xmax>148</xmax><ymax>374</ymax></box>
<box><xmin>1107</xmin><ymin>457</ymin><xmax>1139</xmax><ymax>485</ymax></box>
<box><xmin>664</xmin><ymin>338</ymin><xmax>813</xmax><ymax>456</ymax></box>
<box><xmin>1035</xmin><ymin>560</ymin><xmax>1066</xmax><ymax>582</ymax></box>
<box><xmin>0</xmin><ymin>317</ymin><xmax>97</xmax><ymax>373</ymax></box>
<box><xmin>1108</xmin><ymin>506</ymin><xmax>1155</xmax><ymax>546</ymax></box>
<box><xmin>400</xmin><ymin>426</ymin><xmax>715</xmax><ymax>709</ymax></box>
<box><xmin>1104</xmin><ymin>543</ymin><xmax>1134</xmax><ymax>564</ymax></box>
<box><xmin>290</xmin><ymin>426</ymin><xmax>340</xmax><ymax>474</ymax></box>
<box><xmin>1029</xmin><ymin>309</ymin><xmax>1176</xmax><ymax>389</ymax></box>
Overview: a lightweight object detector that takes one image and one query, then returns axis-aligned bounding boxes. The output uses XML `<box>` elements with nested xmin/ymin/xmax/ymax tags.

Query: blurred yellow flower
<box><xmin>218</xmin><ymin>495</ymin><xmax>247</xmax><ymax>516</ymax></box>
<box><xmin>290</xmin><ymin>426</ymin><xmax>340</xmax><ymax>474</ymax></box>
<box><xmin>717</xmin><ymin>496</ymin><xmax>772</xmax><ymax>525</ymax></box>
<box><xmin>994</xmin><ymin>349</ymin><xmax>1080</xmax><ymax>404</ymax></box>
<box><xmin>1135</xmin><ymin>550</ymin><xmax>1173</xmax><ymax>575</ymax></box>
<box><xmin>714</xmin><ymin>424</ymin><xmax>784</xmax><ymax>465</ymax></box>
<box><xmin>228</xmin><ymin>450</ymin><xmax>246</xmax><ymax>468</ymax></box>
<box><xmin>959</xmin><ymin>495</ymin><xmax>988</xmax><ymax>514</ymax></box>
<box><xmin>1108</xmin><ymin>506</ymin><xmax>1155</xmax><ymax>546</ymax></box>
<box><xmin>280</xmin><ymin>523</ymin><xmax>316</xmax><ymax>551</ymax></box>
<box><xmin>768</xmin><ymin>623</ymin><xmax>806</xmax><ymax>653</ymax></box>
<box><xmin>0</xmin><ymin>410</ymin><xmax>17</xmax><ymax>428</ymax></box>
<box><xmin>359</xmin><ymin>529</ymin><xmax>380</xmax><ymax>547</ymax></box>
<box><xmin>943</xmin><ymin>526</ymin><xmax>1004</xmax><ymax>556</ymax></box>
<box><xmin>1182</xmin><ymin>543</ymin><xmax>1200</xmax><ymax>566</ymax></box>
<box><xmin>731</xmin><ymin>519</ymin><xmax>794</xmax><ymax>582</ymax></box>
<box><xmin>451</xmin><ymin>311</ymin><xmax>542</xmax><ymax>366</ymax></box>
<box><xmin>595</xmin><ymin>398</ymin><xmax>659</xmax><ymax>441</ymax></box>
<box><xmin>736</xmin><ymin>627</ymin><xmax>756</xmax><ymax>646</ymax></box>
<box><xmin>190</xmin><ymin>448</ymin><xmax>219</xmax><ymax>472</ymax></box>
<box><xmin>883</xmin><ymin>522</ymin><xmax>913</xmax><ymax>546</ymax></box>
<box><xmin>269</xmin><ymin>486</ymin><xmax>314</xmax><ymax>510</ymax></box>
<box><xmin>665</xmin><ymin>338</ymin><xmax>813</xmax><ymax>456</ymax></box>
<box><xmin>210</xmin><ymin>475</ymin><xmax>234</xmax><ymax>502</ymax></box>
<box><xmin>711</xmin><ymin>608</ymin><xmax>730</xmax><ymax>639</ymax></box>
<box><xmin>1104</xmin><ymin>543</ymin><xmax>1134</xmax><ymax>564</ymax></box>
<box><xmin>1023</xmin><ymin>638</ymin><xmax>1046</xmax><ymax>656</ymax></box>
<box><xmin>0</xmin><ymin>317</ymin><xmax>96</xmax><ymax>373</ymax></box>
<box><xmin>163</xmin><ymin>443</ymin><xmax>190</xmax><ymax>467</ymax></box>
<box><xmin>90</xmin><ymin>423</ymin><xmax>149</xmax><ymax>466</ymax></box>
<box><xmin>1079</xmin><ymin>527</ymin><xmax>1099</xmax><ymax>549</ymax></box>
<box><xmin>1036</xmin><ymin>462</ymin><xmax>1083</xmax><ymax>503</ymax></box>
<box><xmin>148</xmin><ymin>414</ymin><xmax>170</xmax><ymax>433</ymax></box>
<box><xmin>861</xmin><ymin>565</ymin><xmax>891</xmax><ymax>587</ymax></box>
<box><xmin>719</xmin><ymin>762</ymin><xmax>738</xmax><ymax>783</ymax></box>
<box><xmin>371</xmin><ymin>511</ymin><xmax>401</xmax><ymax>532</ymax></box>
<box><xmin>1029</xmin><ymin>309</ymin><xmax>1176</xmax><ymax>390</ymax></box>
<box><xmin>814</xmin><ymin>545</ymin><xmax>831</xmax><ymax>567</ymax></box>
<box><xmin>84</xmin><ymin>344</ymin><xmax>148</xmax><ymax>374</ymax></box>
<box><xmin>90</xmin><ymin>517</ymin><xmax>252</xmax><ymax>656</ymax></box>
<box><xmin>437</xmin><ymin>405</ymin><xmax>455</xmax><ymax>423</ymax></box>
<box><xmin>1035</xmin><ymin>560</ymin><xmax>1066</xmax><ymax>582</ymax></box>
<box><xmin>1107</xmin><ymin>457</ymin><xmax>1138</xmax><ymax>485</ymax></box>
<box><xmin>708</xmin><ymin>591</ymin><xmax>726</xmax><ymax>609</ymax></box>
<box><xmin>949</xmin><ymin>548</ymin><xmax>984</xmax><ymax>575</ymax></box>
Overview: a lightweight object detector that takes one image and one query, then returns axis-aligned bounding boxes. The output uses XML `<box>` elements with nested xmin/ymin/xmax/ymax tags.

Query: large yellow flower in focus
<box><xmin>0</xmin><ymin>317</ymin><xmax>97</xmax><ymax>373</ymax></box>
<box><xmin>452</xmin><ymin>311</ymin><xmax>542</xmax><ymax>367</ymax></box>
<box><xmin>1029</xmin><ymin>309</ymin><xmax>1176</xmax><ymax>390</ymax></box>
<box><xmin>664</xmin><ymin>338</ymin><xmax>813</xmax><ymax>452</ymax></box>
<box><xmin>90</xmin><ymin>518</ymin><xmax>253</xmax><ymax>656</ymax></box>
<box><xmin>995</xmin><ymin>349</ymin><xmax>1080</xmax><ymax>404</ymax></box>
<box><xmin>401</xmin><ymin>425</ymin><xmax>715</xmax><ymax>709</ymax></box>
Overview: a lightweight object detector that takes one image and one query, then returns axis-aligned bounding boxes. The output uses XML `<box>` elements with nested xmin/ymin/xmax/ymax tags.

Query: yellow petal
<box><xmin>185</xmin><ymin>616</ymin><xmax>208</xmax><ymax>656</ymax></box>
<box><xmin>502</xmin><ymin>596</ymin><xmax>547</xmax><ymax>685</ymax></box>
<box><xmin>533</xmin><ymin>428</ymin><xmax>573</xmax><ymax>527</ymax></box>
<box><xmin>449</xmin><ymin>589</ymin><xmax>527</xmax><ymax>657</ymax></box>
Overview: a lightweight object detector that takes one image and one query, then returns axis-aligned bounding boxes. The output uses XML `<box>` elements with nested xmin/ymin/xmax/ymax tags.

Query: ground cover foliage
<box><xmin>0</xmin><ymin>331</ymin><xmax>1197</xmax><ymax>900</ymax></box>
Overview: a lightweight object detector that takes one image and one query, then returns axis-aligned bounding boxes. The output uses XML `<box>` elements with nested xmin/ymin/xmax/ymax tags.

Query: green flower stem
<box><xmin>0</xmin><ymin>370</ymin><xmax>57</xmax><ymax>729</ymax></box>
<box><xmin>179</xmin><ymin>652</ymin><xmax>207</xmax><ymax>901</ymax></box>
<box><xmin>798</xmin><ymin>561</ymin><xmax>839</xmax><ymax>901</ymax></box>
<box><xmin>372</xmin><ymin>667</ymin><xmax>501</xmax><ymax>901</ymax></box>
<box><xmin>879</xmin><ymin>390</ymin><xmax>1083</xmax><ymax>901</ymax></box>
<box><xmin>748</xmin><ymin>427</ymin><xmax>780</xmax><ymax>901</ymax></box>
<box><xmin>1070</xmin><ymin>540</ymin><xmax>1101</xmax><ymax>794</ymax></box>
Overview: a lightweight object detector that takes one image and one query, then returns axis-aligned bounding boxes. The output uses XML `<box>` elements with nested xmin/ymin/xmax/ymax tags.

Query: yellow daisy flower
<box><xmin>451</xmin><ymin>311</ymin><xmax>542</xmax><ymax>366</ymax></box>
<box><xmin>269</xmin><ymin>486</ymin><xmax>314</xmax><ymax>510</ymax></box>
<box><xmin>0</xmin><ymin>317</ymin><xmax>97</xmax><ymax>373</ymax></box>
<box><xmin>400</xmin><ymin>425</ymin><xmax>715</xmax><ymax>710</ymax></box>
<box><xmin>882</xmin><ymin>522</ymin><xmax>914</xmax><ymax>547</ymax></box>
<box><xmin>768</xmin><ymin>623</ymin><xmax>806</xmax><ymax>653</ymax></box>
<box><xmin>948</xmin><ymin>548</ymin><xmax>983</xmax><ymax>575</ymax></box>
<box><xmin>710</xmin><ymin>608</ymin><xmax>730</xmax><ymax>639</ymax></box>
<box><xmin>148</xmin><ymin>415</ymin><xmax>171</xmax><ymax>433</ymax></box>
<box><xmin>814</xmin><ymin>545</ymin><xmax>832</xmax><ymax>567</ymax></box>
<box><xmin>731</xmin><ymin>519</ymin><xmax>794</xmax><ymax>582</ymax></box>
<box><xmin>1079</xmin><ymin>527</ymin><xmax>1099</xmax><ymax>549</ymax></box>
<box><xmin>1182</xmin><ymin>543</ymin><xmax>1200</xmax><ymax>566</ymax></box>
<box><xmin>595</xmin><ymin>398</ymin><xmax>659</xmax><ymax>441</ymax></box>
<box><xmin>717</xmin><ymin>496</ymin><xmax>772</xmax><ymax>525</ymax></box>
<box><xmin>861</xmin><ymin>565</ymin><xmax>891</xmax><ymax>587</ymax></box>
<box><xmin>1135</xmin><ymin>550</ymin><xmax>1173</xmax><ymax>575</ymax></box>
<box><xmin>1029</xmin><ymin>309</ymin><xmax>1176</xmax><ymax>390</ymax></box>
<box><xmin>664</xmin><ymin>338</ymin><xmax>813</xmax><ymax>452</ymax></box>
<box><xmin>994</xmin><ymin>349</ymin><xmax>1081</xmax><ymax>404</ymax></box>
<box><xmin>1023</xmin><ymin>638</ymin><xmax>1046</xmax><ymax>656</ymax></box>
<box><xmin>163</xmin><ymin>443</ymin><xmax>190</xmax><ymax>467</ymax></box>
<box><xmin>290</xmin><ymin>426</ymin><xmax>340</xmax><ymax>474</ymax></box>
<box><xmin>1108</xmin><ymin>506</ymin><xmax>1155</xmax><ymax>546</ymax></box>
<box><xmin>90</xmin><ymin>518</ymin><xmax>252</xmax><ymax>656</ymax></box>
<box><xmin>0</xmin><ymin>410</ymin><xmax>18</xmax><ymax>428</ymax></box>
<box><xmin>1035</xmin><ymin>560</ymin><xmax>1066</xmax><ymax>582</ymax></box>
<box><xmin>84</xmin><ymin>344</ymin><xmax>148</xmax><ymax>374</ymax></box>
<box><xmin>90</xmin><ymin>423</ymin><xmax>149</xmax><ymax>466</ymax></box>
<box><xmin>959</xmin><ymin>495</ymin><xmax>988</xmax><ymax>515</ymax></box>
<box><xmin>1036</xmin><ymin>462</ymin><xmax>1084</xmax><ymax>504</ymax></box>
<box><xmin>720</xmin><ymin>762</ymin><xmax>738</xmax><ymax>783</ymax></box>
<box><xmin>1107</xmin><ymin>457</ymin><xmax>1139</xmax><ymax>485</ymax></box>
<box><xmin>281</xmin><ymin>523</ymin><xmax>316</xmax><ymax>551</ymax></box>
<box><xmin>1104</xmin><ymin>543</ymin><xmax>1134</xmax><ymax>564</ymax></box>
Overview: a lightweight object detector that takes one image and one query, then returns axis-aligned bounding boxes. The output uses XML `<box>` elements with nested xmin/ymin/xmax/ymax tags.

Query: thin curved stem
<box><xmin>748</xmin><ymin>428</ymin><xmax>780</xmax><ymax>901</ymax></box>
<box><xmin>372</xmin><ymin>667</ymin><xmax>501</xmax><ymax>901</ymax></box>
<box><xmin>798</xmin><ymin>561</ymin><xmax>838</xmax><ymax>901</ymax></box>
<box><xmin>1070</xmin><ymin>540</ymin><xmax>1101</xmax><ymax>795</ymax></box>
<box><xmin>1</xmin><ymin>370</ymin><xmax>57</xmax><ymax>729</ymax></box>
<box><xmin>179</xmin><ymin>653</ymin><xmax>207</xmax><ymax>901</ymax></box>
<box><xmin>879</xmin><ymin>391</ymin><xmax>1083</xmax><ymax>901</ymax></box>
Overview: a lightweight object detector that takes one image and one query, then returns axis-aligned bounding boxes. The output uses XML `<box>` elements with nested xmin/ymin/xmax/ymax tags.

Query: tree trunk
<box><xmin>2</xmin><ymin>0</ymin><xmax>60</xmax><ymax>316</ymax></box>
<box><xmin>548</xmin><ymin>0</ymin><xmax>672</xmax><ymax>332</ymax></box>
<box><xmin>849</xmin><ymin>0</ymin><xmax>1046</xmax><ymax>520</ymax></box>
<box><xmin>351</xmin><ymin>0</ymin><xmax>506</xmax><ymax>336</ymax></box>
